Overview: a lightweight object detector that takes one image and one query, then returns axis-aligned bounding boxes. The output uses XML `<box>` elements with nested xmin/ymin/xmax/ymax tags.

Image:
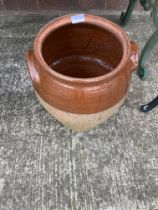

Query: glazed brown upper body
<box><xmin>27</xmin><ymin>14</ymin><xmax>139</xmax><ymax>114</ymax></box>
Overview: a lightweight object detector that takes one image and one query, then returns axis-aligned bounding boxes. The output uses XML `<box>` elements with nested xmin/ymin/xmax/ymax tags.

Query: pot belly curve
<box><xmin>36</xmin><ymin>91</ymin><xmax>126</xmax><ymax>132</ymax></box>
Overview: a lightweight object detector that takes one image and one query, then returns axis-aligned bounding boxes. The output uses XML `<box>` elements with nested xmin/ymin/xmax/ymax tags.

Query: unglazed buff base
<box><xmin>35</xmin><ymin>92</ymin><xmax>126</xmax><ymax>132</ymax></box>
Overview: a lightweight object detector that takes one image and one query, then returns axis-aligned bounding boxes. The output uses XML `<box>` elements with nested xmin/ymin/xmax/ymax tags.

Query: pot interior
<box><xmin>42</xmin><ymin>22</ymin><xmax>123</xmax><ymax>78</ymax></box>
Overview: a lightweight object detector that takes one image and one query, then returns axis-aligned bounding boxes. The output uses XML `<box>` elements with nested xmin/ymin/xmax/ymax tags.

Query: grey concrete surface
<box><xmin>0</xmin><ymin>13</ymin><xmax>158</xmax><ymax>210</ymax></box>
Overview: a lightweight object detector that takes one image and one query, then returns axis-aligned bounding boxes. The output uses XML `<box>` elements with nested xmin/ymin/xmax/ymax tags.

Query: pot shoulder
<box><xmin>33</xmin><ymin>65</ymin><xmax>131</xmax><ymax>114</ymax></box>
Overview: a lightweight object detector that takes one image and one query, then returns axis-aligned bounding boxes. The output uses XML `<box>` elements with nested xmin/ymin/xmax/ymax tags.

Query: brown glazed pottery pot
<box><xmin>26</xmin><ymin>14</ymin><xmax>139</xmax><ymax>132</ymax></box>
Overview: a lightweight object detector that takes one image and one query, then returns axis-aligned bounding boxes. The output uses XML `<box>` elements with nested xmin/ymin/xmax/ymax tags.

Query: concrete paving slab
<box><xmin>0</xmin><ymin>13</ymin><xmax>158</xmax><ymax>210</ymax></box>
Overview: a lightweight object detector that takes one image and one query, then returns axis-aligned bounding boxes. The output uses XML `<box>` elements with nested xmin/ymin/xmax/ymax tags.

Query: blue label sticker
<box><xmin>71</xmin><ymin>14</ymin><xmax>85</xmax><ymax>24</ymax></box>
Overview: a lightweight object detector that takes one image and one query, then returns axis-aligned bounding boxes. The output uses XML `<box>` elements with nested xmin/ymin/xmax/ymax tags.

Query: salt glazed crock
<box><xmin>26</xmin><ymin>14</ymin><xmax>139</xmax><ymax>132</ymax></box>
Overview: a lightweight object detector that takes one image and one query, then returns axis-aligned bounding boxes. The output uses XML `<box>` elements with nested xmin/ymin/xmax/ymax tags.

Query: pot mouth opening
<box><xmin>35</xmin><ymin>14</ymin><xmax>131</xmax><ymax>83</ymax></box>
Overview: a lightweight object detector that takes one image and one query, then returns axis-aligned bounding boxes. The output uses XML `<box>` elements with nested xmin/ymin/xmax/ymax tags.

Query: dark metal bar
<box><xmin>120</xmin><ymin>0</ymin><xmax>137</xmax><ymax>26</ymax></box>
<box><xmin>140</xmin><ymin>96</ymin><xmax>158</xmax><ymax>112</ymax></box>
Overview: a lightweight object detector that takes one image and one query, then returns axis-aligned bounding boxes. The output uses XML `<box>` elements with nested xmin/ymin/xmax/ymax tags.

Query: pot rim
<box><xmin>34</xmin><ymin>14</ymin><xmax>131</xmax><ymax>84</ymax></box>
